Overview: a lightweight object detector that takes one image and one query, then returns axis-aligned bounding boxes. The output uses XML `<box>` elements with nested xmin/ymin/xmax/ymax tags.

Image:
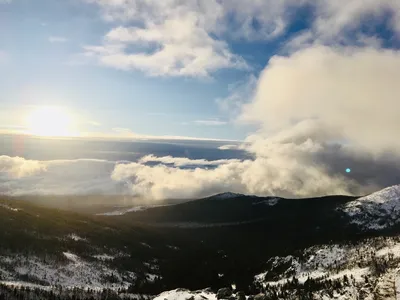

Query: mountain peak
<box><xmin>343</xmin><ymin>184</ymin><xmax>400</xmax><ymax>230</ymax></box>
<box><xmin>210</xmin><ymin>192</ymin><xmax>244</xmax><ymax>200</ymax></box>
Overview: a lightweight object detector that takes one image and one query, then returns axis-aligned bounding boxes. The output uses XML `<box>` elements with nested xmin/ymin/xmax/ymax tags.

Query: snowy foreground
<box><xmin>153</xmin><ymin>239</ymin><xmax>400</xmax><ymax>300</ymax></box>
<box><xmin>3</xmin><ymin>185</ymin><xmax>400</xmax><ymax>299</ymax></box>
<box><xmin>3</xmin><ymin>237</ymin><xmax>400</xmax><ymax>299</ymax></box>
<box><xmin>0</xmin><ymin>234</ymin><xmax>158</xmax><ymax>292</ymax></box>
<box><xmin>0</xmin><ymin>251</ymin><xmax>135</xmax><ymax>291</ymax></box>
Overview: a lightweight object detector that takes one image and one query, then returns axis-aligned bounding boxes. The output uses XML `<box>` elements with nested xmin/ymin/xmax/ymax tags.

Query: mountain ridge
<box><xmin>1</xmin><ymin>184</ymin><xmax>400</xmax><ymax>298</ymax></box>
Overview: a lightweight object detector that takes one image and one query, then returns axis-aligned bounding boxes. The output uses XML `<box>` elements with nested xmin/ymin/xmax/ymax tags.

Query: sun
<box><xmin>27</xmin><ymin>106</ymin><xmax>77</xmax><ymax>137</ymax></box>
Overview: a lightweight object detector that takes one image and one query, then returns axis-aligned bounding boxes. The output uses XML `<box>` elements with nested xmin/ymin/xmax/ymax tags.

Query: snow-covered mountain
<box><xmin>343</xmin><ymin>184</ymin><xmax>400</xmax><ymax>230</ymax></box>
<box><xmin>3</xmin><ymin>185</ymin><xmax>400</xmax><ymax>299</ymax></box>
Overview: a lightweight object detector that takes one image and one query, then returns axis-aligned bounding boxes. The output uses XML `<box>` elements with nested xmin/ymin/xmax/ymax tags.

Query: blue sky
<box><xmin>1</xmin><ymin>0</ymin><xmax>400</xmax><ymax>141</ymax></box>
<box><xmin>0</xmin><ymin>0</ymin><xmax>252</xmax><ymax>140</ymax></box>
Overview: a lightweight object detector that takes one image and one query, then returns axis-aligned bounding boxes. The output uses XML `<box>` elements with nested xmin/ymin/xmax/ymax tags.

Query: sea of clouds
<box><xmin>3</xmin><ymin>45</ymin><xmax>400</xmax><ymax>204</ymax></box>
<box><xmin>3</xmin><ymin>43</ymin><xmax>400</xmax><ymax>200</ymax></box>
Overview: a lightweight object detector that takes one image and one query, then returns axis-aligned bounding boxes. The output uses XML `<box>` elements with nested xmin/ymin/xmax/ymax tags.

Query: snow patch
<box><xmin>154</xmin><ymin>289</ymin><xmax>217</xmax><ymax>300</ymax></box>
<box><xmin>0</xmin><ymin>203</ymin><xmax>19</xmax><ymax>212</ymax></box>
<box><xmin>376</xmin><ymin>242</ymin><xmax>400</xmax><ymax>258</ymax></box>
<box><xmin>253</xmin><ymin>197</ymin><xmax>279</xmax><ymax>206</ymax></box>
<box><xmin>93</xmin><ymin>254</ymin><xmax>115</xmax><ymax>261</ymax></box>
<box><xmin>140</xmin><ymin>242</ymin><xmax>152</xmax><ymax>248</ymax></box>
<box><xmin>396</xmin><ymin>275</ymin><xmax>400</xmax><ymax>299</ymax></box>
<box><xmin>63</xmin><ymin>252</ymin><xmax>80</xmax><ymax>264</ymax></box>
<box><xmin>96</xmin><ymin>205</ymin><xmax>168</xmax><ymax>216</ymax></box>
<box><xmin>66</xmin><ymin>234</ymin><xmax>86</xmax><ymax>242</ymax></box>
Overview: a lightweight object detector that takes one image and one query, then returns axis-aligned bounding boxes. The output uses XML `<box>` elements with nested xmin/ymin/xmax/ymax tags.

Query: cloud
<box><xmin>0</xmin><ymin>157</ymin><xmax>127</xmax><ymax>196</ymax></box>
<box><xmin>218</xmin><ymin>145</ymin><xmax>240</xmax><ymax>150</ymax></box>
<box><xmin>109</xmin><ymin>123</ymin><xmax>400</xmax><ymax>201</ymax></box>
<box><xmin>284</xmin><ymin>1</ymin><xmax>400</xmax><ymax>50</ymax></box>
<box><xmin>111</xmin><ymin>161</ymin><xmax>247</xmax><ymax>201</ymax></box>
<box><xmin>111</xmin><ymin>154</ymin><xmax>361</xmax><ymax>201</ymax></box>
<box><xmin>241</xmin><ymin>46</ymin><xmax>400</xmax><ymax>152</ymax></box>
<box><xmin>84</xmin><ymin>0</ymin><xmax>312</xmax><ymax>76</ymax></box>
<box><xmin>194</xmin><ymin>120</ymin><xmax>227</xmax><ymax>126</ymax></box>
<box><xmin>86</xmin><ymin>0</ymin><xmax>300</xmax><ymax>40</ymax></box>
<box><xmin>0</xmin><ymin>156</ymin><xmax>46</xmax><ymax>179</ymax></box>
<box><xmin>109</xmin><ymin>45</ymin><xmax>400</xmax><ymax>201</ymax></box>
<box><xmin>313</xmin><ymin>1</ymin><xmax>400</xmax><ymax>38</ymax></box>
<box><xmin>216</xmin><ymin>74</ymin><xmax>258</xmax><ymax>120</ymax></box>
<box><xmin>49</xmin><ymin>36</ymin><xmax>68</xmax><ymax>43</ymax></box>
<box><xmin>85</xmin><ymin>0</ymin><xmax>400</xmax><ymax>77</ymax></box>
<box><xmin>139</xmin><ymin>155</ymin><xmax>240</xmax><ymax>167</ymax></box>
<box><xmin>78</xmin><ymin>130</ymin><xmax>239</xmax><ymax>142</ymax></box>
<box><xmin>85</xmin><ymin>22</ymin><xmax>247</xmax><ymax>77</ymax></box>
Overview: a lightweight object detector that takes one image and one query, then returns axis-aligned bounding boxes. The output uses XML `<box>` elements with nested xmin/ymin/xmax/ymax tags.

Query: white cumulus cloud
<box><xmin>84</xmin><ymin>0</ymin><xmax>400</xmax><ymax>76</ymax></box>
<box><xmin>241</xmin><ymin>46</ymin><xmax>400</xmax><ymax>152</ymax></box>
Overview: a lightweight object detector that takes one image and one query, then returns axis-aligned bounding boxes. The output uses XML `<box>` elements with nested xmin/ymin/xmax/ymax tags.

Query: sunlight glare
<box><xmin>27</xmin><ymin>106</ymin><xmax>77</xmax><ymax>137</ymax></box>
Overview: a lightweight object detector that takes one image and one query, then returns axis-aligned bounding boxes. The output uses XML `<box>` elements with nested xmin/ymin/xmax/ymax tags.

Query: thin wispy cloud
<box><xmin>216</xmin><ymin>74</ymin><xmax>257</xmax><ymax>120</ymax></box>
<box><xmin>194</xmin><ymin>120</ymin><xmax>227</xmax><ymax>126</ymax></box>
<box><xmin>48</xmin><ymin>36</ymin><xmax>68</xmax><ymax>43</ymax></box>
<box><xmin>87</xmin><ymin>121</ymin><xmax>101</xmax><ymax>126</ymax></box>
<box><xmin>103</xmin><ymin>129</ymin><xmax>237</xmax><ymax>142</ymax></box>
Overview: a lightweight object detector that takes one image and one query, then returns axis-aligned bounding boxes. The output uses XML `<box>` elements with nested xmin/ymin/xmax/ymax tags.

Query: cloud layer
<box><xmin>0</xmin><ymin>157</ymin><xmax>126</xmax><ymax>196</ymax></box>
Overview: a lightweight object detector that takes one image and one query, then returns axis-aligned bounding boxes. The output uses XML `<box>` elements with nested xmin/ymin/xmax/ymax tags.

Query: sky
<box><xmin>1</xmin><ymin>0</ymin><xmax>399</xmax><ymax>141</ymax></box>
<box><xmin>2</xmin><ymin>0</ymin><xmax>400</xmax><ymax>200</ymax></box>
